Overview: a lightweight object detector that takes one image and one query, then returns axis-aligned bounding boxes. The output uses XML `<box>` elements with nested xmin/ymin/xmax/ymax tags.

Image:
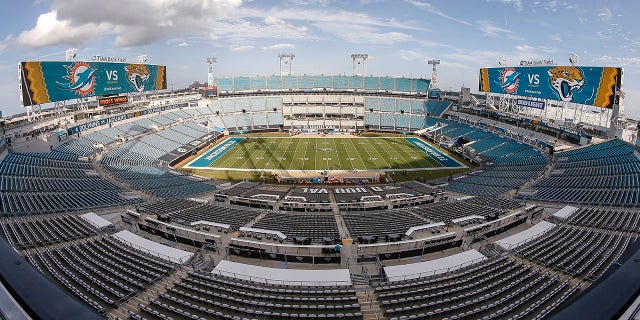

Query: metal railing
<box><xmin>384</xmin><ymin>256</ymin><xmax>487</xmax><ymax>282</ymax></box>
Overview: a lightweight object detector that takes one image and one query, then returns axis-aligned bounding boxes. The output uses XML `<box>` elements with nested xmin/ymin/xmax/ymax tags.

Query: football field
<box><xmin>184</xmin><ymin>136</ymin><xmax>466</xmax><ymax>172</ymax></box>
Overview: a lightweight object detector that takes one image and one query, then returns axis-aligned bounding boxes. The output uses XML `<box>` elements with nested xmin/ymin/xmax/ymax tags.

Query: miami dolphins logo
<box><xmin>495</xmin><ymin>67</ymin><xmax>520</xmax><ymax>94</ymax></box>
<box><xmin>55</xmin><ymin>62</ymin><xmax>97</xmax><ymax>96</ymax></box>
<box><xmin>124</xmin><ymin>64</ymin><xmax>151</xmax><ymax>92</ymax></box>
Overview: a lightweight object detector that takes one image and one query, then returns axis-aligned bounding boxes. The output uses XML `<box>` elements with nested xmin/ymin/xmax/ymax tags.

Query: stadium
<box><xmin>0</xmin><ymin>52</ymin><xmax>639</xmax><ymax>320</ymax></box>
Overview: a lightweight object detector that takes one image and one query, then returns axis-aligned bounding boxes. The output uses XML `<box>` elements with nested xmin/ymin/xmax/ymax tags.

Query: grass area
<box><xmin>178</xmin><ymin>134</ymin><xmax>473</xmax><ymax>183</ymax></box>
<box><xmin>186</xmin><ymin>166</ymin><xmax>468</xmax><ymax>184</ymax></box>
<box><xmin>205</xmin><ymin>136</ymin><xmax>446</xmax><ymax>171</ymax></box>
<box><xmin>185</xmin><ymin>169</ymin><xmax>279</xmax><ymax>183</ymax></box>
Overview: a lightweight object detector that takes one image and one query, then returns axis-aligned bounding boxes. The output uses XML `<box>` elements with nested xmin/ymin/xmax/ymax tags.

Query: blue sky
<box><xmin>1</xmin><ymin>0</ymin><xmax>639</xmax><ymax>118</ymax></box>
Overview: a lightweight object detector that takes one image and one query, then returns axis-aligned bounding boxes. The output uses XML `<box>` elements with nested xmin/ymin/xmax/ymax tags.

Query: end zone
<box><xmin>405</xmin><ymin>137</ymin><xmax>467</xmax><ymax>168</ymax></box>
<box><xmin>184</xmin><ymin>137</ymin><xmax>244</xmax><ymax>169</ymax></box>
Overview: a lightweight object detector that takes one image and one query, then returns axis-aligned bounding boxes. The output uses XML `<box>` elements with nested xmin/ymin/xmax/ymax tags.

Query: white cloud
<box><xmin>285</xmin><ymin>0</ymin><xmax>332</xmax><ymax>6</ymax></box>
<box><xmin>314</xmin><ymin>22</ymin><xmax>412</xmax><ymax>45</ymax></box>
<box><xmin>494</xmin><ymin>0</ymin><xmax>524</xmax><ymax>11</ymax></box>
<box><xmin>206</xmin><ymin>5</ymin><xmax>425</xmax><ymax>48</ymax></box>
<box><xmin>231</xmin><ymin>45</ymin><xmax>254</xmax><ymax>51</ymax></box>
<box><xmin>239</xmin><ymin>7</ymin><xmax>424</xmax><ymax>31</ymax></box>
<box><xmin>262</xmin><ymin>43</ymin><xmax>295</xmax><ymax>50</ymax></box>
<box><xmin>211</xmin><ymin>19</ymin><xmax>310</xmax><ymax>43</ymax></box>
<box><xmin>405</xmin><ymin>0</ymin><xmax>472</xmax><ymax>26</ymax></box>
<box><xmin>264</xmin><ymin>16</ymin><xmax>286</xmax><ymax>25</ymax></box>
<box><xmin>399</xmin><ymin>49</ymin><xmax>425</xmax><ymax>61</ymax></box>
<box><xmin>477</xmin><ymin>20</ymin><xmax>520</xmax><ymax>40</ymax></box>
<box><xmin>0</xmin><ymin>35</ymin><xmax>14</xmax><ymax>52</ymax></box>
<box><xmin>593</xmin><ymin>55</ymin><xmax>640</xmax><ymax>68</ymax></box>
<box><xmin>514</xmin><ymin>44</ymin><xmax>555</xmax><ymax>54</ymax></box>
<box><xmin>544</xmin><ymin>1</ymin><xmax>557</xmax><ymax>12</ymax></box>
<box><xmin>598</xmin><ymin>7</ymin><xmax>612</xmax><ymax>22</ymax></box>
<box><xmin>17</xmin><ymin>0</ymin><xmax>242</xmax><ymax>48</ymax></box>
<box><xmin>166</xmin><ymin>38</ymin><xmax>189</xmax><ymax>47</ymax></box>
<box><xmin>550</xmin><ymin>34</ymin><xmax>562</xmax><ymax>41</ymax></box>
<box><xmin>17</xmin><ymin>10</ymin><xmax>109</xmax><ymax>48</ymax></box>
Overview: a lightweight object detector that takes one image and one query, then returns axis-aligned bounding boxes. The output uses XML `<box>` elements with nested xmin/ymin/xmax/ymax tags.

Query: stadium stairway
<box><xmin>334</xmin><ymin>214</ymin><xmax>352</xmax><ymax>240</ymax></box>
<box><xmin>90</xmin><ymin>151</ymin><xmax>153</xmax><ymax>202</ymax></box>
<box><xmin>352</xmin><ymin>274</ymin><xmax>386</xmax><ymax>320</ymax></box>
<box><xmin>518</xmin><ymin>155</ymin><xmax>558</xmax><ymax>191</ymax></box>
<box><xmin>114</xmin><ymin>267</ymin><xmax>188</xmax><ymax>320</ymax></box>
<box><xmin>242</xmin><ymin>211</ymin><xmax>269</xmax><ymax>228</ymax></box>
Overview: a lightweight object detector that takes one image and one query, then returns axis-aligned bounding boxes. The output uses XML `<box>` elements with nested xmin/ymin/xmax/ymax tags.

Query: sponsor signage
<box><xmin>515</xmin><ymin>98</ymin><xmax>545</xmax><ymax>110</ymax></box>
<box><xmin>20</xmin><ymin>60</ymin><xmax>166</xmax><ymax>106</ymax></box>
<box><xmin>519</xmin><ymin>59</ymin><xmax>554</xmax><ymax>66</ymax></box>
<box><xmin>69</xmin><ymin>114</ymin><xmax>131</xmax><ymax>134</ymax></box>
<box><xmin>92</xmin><ymin>55</ymin><xmax>127</xmax><ymax>63</ymax></box>
<box><xmin>479</xmin><ymin>66</ymin><xmax>622</xmax><ymax>108</ymax></box>
<box><xmin>98</xmin><ymin>95</ymin><xmax>128</xmax><ymax>107</ymax></box>
<box><xmin>137</xmin><ymin>103</ymin><xmax>187</xmax><ymax>116</ymax></box>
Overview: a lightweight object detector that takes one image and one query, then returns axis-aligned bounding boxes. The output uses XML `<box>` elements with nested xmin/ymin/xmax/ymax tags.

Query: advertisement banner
<box><xmin>479</xmin><ymin>66</ymin><xmax>622</xmax><ymax>108</ymax></box>
<box><xmin>515</xmin><ymin>98</ymin><xmax>545</xmax><ymax>110</ymax></box>
<box><xmin>98</xmin><ymin>95</ymin><xmax>129</xmax><ymax>107</ymax></box>
<box><xmin>20</xmin><ymin>61</ymin><xmax>167</xmax><ymax>106</ymax></box>
<box><xmin>69</xmin><ymin>113</ymin><xmax>131</xmax><ymax>134</ymax></box>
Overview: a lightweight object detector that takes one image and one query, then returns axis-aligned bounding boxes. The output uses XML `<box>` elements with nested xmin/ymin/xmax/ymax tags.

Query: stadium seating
<box><xmin>252</xmin><ymin>212</ymin><xmax>339</xmax><ymax>243</ymax></box>
<box><xmin>520</xmin><ymin>139</ymin><xmax>640</xmax><ymax>206</ymax></box>
<box><xmin>381</xmin><ymin>114</ymin><xmax>395</xmax><ymax>128</ymax></box>
<box><xmin>0</xmin><ymin>214</ymin><xmax>96</xmax><ymax>248</ymax></box>
<box><xmin>377</xmin><ymin>256</ymin><xmax>580</xmax><ymax>320</ymax></box>
<box><xmin>395</xmin><ymin>114</ymin><xmax>410</xmax><ymax>129</ymax></box>
<box><xmin>138</xmin><ymin>199</ymin><xmax>261</xmax><ymax>229</ymax></box>
<box><xmin>411</xmin><ymin>201</ymin><xmax>506</xmax><ymax>224</ymax></box>
<box><xmin>0</xmin><ymin>153</ymin><xmax>139</xmax><ymax>216</ymax></box>
<box><xmin>137</xmin><ymin>270</ymin><xmax>362</xmax><ymax>319</ymax></box>
<box><xmin>437</xmin><ymin>117</ymin><xmax>549</xmax><ymax>196</ymax></box>
<box><xmin>342</xmin><ymin>210</ymin><xmax>426</xmax><ymax>240</ymax></box>
<box><xmin>3</xmin><ymin>85</ymin><xmax>639</xmax><ymax>320</ymax></box>
<box><xmin>30</xmin><ymin>234</ymin><xmax>177</xmax><ymax>313</ymax></box>
<box><xmin>516</xmin><ymin>224</ymin><xmax>631</xmax><ymax>279</ymax></box>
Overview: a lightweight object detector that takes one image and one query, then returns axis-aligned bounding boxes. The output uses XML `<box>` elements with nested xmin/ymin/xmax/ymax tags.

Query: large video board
<box><xmin>20</xmin><ymin>61</ymin><xmax>167</xmax><ymax>106</ymax></box>
<box><xmin>479</xmin><ymin>66</ymin><xmax>622</xmax><ymax>108</ymax></box>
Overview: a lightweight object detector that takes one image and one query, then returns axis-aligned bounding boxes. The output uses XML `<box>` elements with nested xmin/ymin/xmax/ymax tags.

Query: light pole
<box><xmin>569</xmin><ymin>53</ymin><xmax>579</xmax><ymax>66</ymax></box>
<box><xmin>206</xmin><ymin>57</ymin><xmax>217</xmax><ymax>89</ymax></box>
<box><xmin>351</xmin><ymin>54</ymin><xmax>368</xmax><ymax>76</ymax></box>
<box><xmin>65</xmin><ymin>48</ymin><xmax>77</xmax><ymax>62</ymax></box>
<box><xmin>427</xmin><ymin>59</ymin><xmax>440</xmax><ymax>91</ymax></box>
<box><xmin>278</xmin><ymin>53</ymin><xmax>295</xmax><ymax>76</ymax></box>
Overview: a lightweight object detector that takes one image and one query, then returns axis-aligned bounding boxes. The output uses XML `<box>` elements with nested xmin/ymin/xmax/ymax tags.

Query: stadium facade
<box><xmin>0</xmin><ymin>64</ymin><xmax>639</xmax><ymax>320</ymax></box>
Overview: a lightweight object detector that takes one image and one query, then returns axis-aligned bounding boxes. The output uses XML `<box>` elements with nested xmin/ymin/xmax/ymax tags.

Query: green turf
<box><xmin>209</xmin><ymin>137</ymin><xmax>445</xmax><ymax>171</ymax></box>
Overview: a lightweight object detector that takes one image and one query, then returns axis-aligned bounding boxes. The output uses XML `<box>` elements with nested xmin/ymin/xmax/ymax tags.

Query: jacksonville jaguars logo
<box><xmin>55</xmin><ymin>62</ymin><xmax>97</xmax><ymax>96</ymax></box>
<box><xmin>124</xmin><ymin>64</ymin><xmax>151</xmax><ymax>92</ymax></box>
<box><xmin>495</xmin><ymin>67</ymin><xmax>520</xmax><ymax>94</ymax></box>
<box><xmin>547</xmin><ymin>66</ymin><xmax>585</xmax><ymax>102</ymax></box>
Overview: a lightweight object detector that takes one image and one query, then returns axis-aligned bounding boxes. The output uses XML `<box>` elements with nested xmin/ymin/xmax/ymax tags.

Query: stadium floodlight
<box><xmin>569</xmin><ymin>54</ymin><xmax>579</xmax><ymax>66</ymax></box>
<box><xmin>65</xmin><ymin>48</ymin><xmax>77</xmax><ymax>62</ymax></box>
<box><xmin>206</xmin><ymin>58</ymin><xmax>217</xmax><ymax>88</ymax></box>
<box><xmin>427</xmin><ymin>59</ymin><xmax>440</xmax><ymax>90</ymax></box>
<box><xmin>278</xmin><ymin>53</ymin><xmax>295</xmax><ymax>76</ymax></box>
<box><xmin>351</xmin><ymin>54</ymin><xmax>368</xmax><ymax>76</ymax></box>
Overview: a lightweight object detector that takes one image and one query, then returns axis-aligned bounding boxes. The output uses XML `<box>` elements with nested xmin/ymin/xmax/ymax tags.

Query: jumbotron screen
<box><xmin>479</xmin><ymin>66</ymin><xmax>622</xmax><ymax>108</ymax></box>
<box><xmin>19</xmin><ymin>61</ymin><xmax>166</xmax><ymax>106</ymax></box>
